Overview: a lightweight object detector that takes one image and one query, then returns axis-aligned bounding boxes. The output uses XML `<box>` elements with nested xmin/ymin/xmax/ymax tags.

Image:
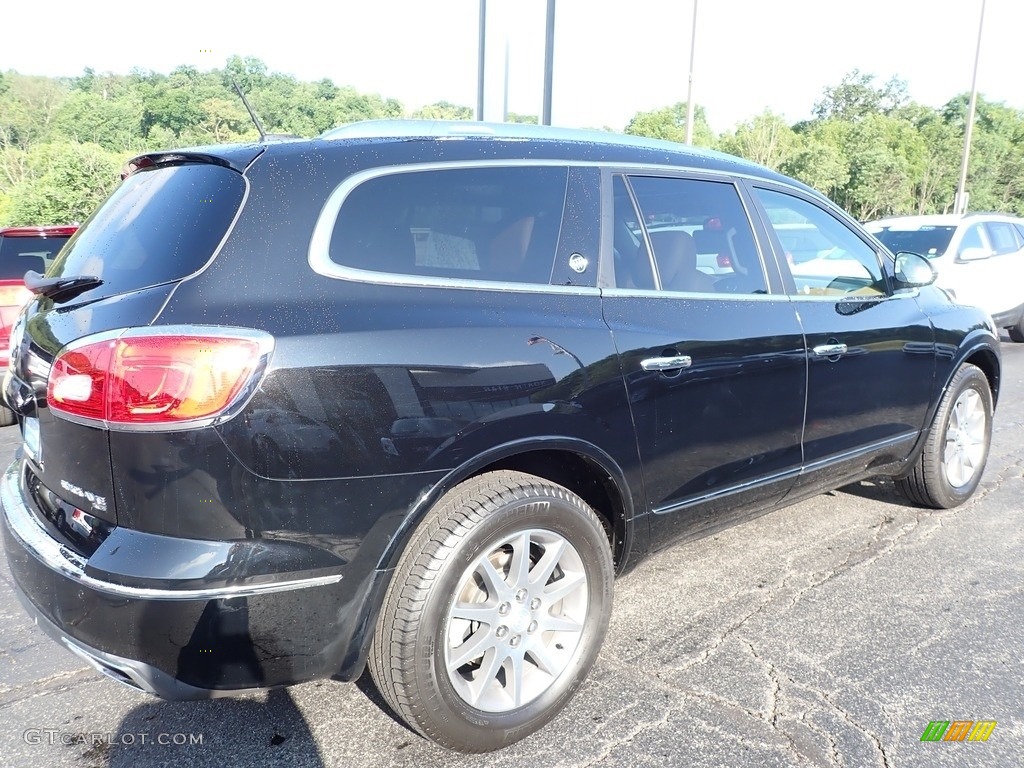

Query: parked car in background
<box><xmin>0</xmin><ymin>226</ymin><xmax>77</xmax><ymax>426</ymax></box>
<box><xmin>865</xmin><ymin>213</ymin><xmax>1024</xmax><ymax>341</ymax></box>
<box><xmin>1</xmin><ymin>122</ymin><xmax>1001</xmax><ymax>752</ymax></box>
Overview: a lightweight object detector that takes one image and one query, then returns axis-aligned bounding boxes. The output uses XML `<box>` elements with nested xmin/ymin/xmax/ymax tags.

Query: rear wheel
<box><xmin>1007</xmin><ymin>318</ymin><xmax>1024</xmax><ymax>343</ymax></box>
<box><xmin>897</xmin><ymin>363</ymin><xmax>992</xmax><ymax>508</ymax></box>
<box><xmin>368</xmin><ymin>470</ymin><xmax>614</xmax><ymax>752</ymax></box>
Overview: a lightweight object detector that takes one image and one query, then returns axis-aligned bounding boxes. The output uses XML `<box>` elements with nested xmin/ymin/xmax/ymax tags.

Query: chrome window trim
<box><xmin>308</xmin><ymin>159</ymin><xmax>817</xmax><ymax>294</ymax></box>
<box><xmin>601</xmin><ymin>287</ymin><xmax>784</xmax><ymax>302</ymax></box>
<box><xmin>1</xmin><ymin>464</ymin><xmax>343</xmax><ymax>601</ymax></box>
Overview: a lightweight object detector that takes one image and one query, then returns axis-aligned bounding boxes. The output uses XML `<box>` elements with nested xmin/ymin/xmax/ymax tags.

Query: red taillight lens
<box><xmin>716</xmin><ymin>253</ymin><xmax>732</xmax><ymax>269</ymax></box>
<box><xmin>48</xmin><ymin>330</ymin><xmax>271</xmax><ymax>427</ymax></box>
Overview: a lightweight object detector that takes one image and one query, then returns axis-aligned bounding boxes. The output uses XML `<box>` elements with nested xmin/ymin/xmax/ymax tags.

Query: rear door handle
<box><xmin>812</xmin><ymin>343</ymin><xmax>847</xmax><ymax>358</ymax></box>
<box><xmin>641</xmin><ymin>355</ymin><xmax>692</xmax><ymax>372</ymax></box>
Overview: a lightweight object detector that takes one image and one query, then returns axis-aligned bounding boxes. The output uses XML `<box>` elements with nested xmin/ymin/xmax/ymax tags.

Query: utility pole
<box><xmin>476</xmin><ymin>0</ymin><xmax>487</xmax><ymax>121</ymax></box>
<box><xmin>541</xmin><ymin>0</ymin><xmax>555</xmax><ymax>125</ymax></box>
<box><xmin>954</xmin><ymin>0</ymin><xmax>986</xmax><ymax>214</ymax></box>
<box><xmin>684</xmin><ymin>0</ymin><xmax>699</xmax><ymax>144</ymax></box>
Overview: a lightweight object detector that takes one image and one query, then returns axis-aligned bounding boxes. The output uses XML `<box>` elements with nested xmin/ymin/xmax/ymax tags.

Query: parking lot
<box><xmin>0</xmin><ymin>339</ymin><xmax>1021</xmax><ymax>768</ymax></box>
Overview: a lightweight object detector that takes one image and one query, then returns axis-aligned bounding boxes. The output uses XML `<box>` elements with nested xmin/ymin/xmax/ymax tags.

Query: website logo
<box><xmin>920</xmin><ymin>720</ymin><xmax>996</xmax><ymax>742</ymax></box>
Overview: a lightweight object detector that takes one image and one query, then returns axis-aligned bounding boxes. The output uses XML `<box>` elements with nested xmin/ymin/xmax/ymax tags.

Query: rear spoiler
<box><xmin>121</xmin><ymin>146</ymin><xmax>266</xmax><ymax>180</ymax></box>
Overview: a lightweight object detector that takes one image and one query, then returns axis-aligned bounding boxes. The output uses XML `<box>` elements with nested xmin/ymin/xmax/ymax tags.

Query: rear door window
<box><xmin>329</xmin><ymin>166</ymin><xmax>568</xmax><ymax>285</ymax></box>
<box><xmin>612</xmin><ymin>175</ymin><xmax>768</xmax><ymax>294</ymax></box>
<box><xmin>984</xmin><ymin>222</ymin><xmax>1021</xmax><ymax>255</ymax></box>
<box><xmin>47</xmin><ymin>164</ymin><xmax>246</xmax><ymax>300</ymax></box>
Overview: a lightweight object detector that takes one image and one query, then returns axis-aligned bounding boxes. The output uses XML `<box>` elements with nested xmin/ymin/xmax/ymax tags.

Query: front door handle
<box><xmin>812</xmin><ymin>343</ymin><xmax>847</xmax><ymax>358</ymax></box>
<box><xmin>641</xmin><ymin>355</ymin><xmax>692</xmax><ymax>372</ymax></box>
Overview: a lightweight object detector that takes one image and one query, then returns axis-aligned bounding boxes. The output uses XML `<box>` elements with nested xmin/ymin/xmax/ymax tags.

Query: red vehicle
<box><xmin>0</xmin><ymin>226</ymin><xmax>77</xmax><ymax>425</ymax></box>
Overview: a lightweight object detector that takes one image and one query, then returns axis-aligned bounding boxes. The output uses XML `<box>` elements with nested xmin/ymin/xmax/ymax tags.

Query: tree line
<box><xmin>1</xmin><ymin>58</ymin><xmax>1022</xmax><ymax>225</ymax></box>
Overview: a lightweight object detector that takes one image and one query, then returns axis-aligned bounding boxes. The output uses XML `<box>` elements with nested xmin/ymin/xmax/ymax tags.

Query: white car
<box><xmin>865</xmin><ymin>213</ymin><xmax>1024</xmax><ymax>341</ymax></box>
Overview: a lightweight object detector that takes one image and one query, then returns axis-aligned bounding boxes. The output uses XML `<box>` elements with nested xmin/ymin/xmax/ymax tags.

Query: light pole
<box><xmin>541</xmin><ymin>0</ymin><xmax>555</xmax><ymax>125</ymax></box>
<box><xmin>684</xmin><ymin>0</ymin><xmax>699</xmax><ymax>144</ymax></box>
<box><xmin>476</xmin><ymin>0</ymin><xmax>486</xmax><ymax>121</ymax></box>
<box><xmin>954</xmin><ymin>0</ymin><xmax>986</xmax><ymax>215</ymax></box>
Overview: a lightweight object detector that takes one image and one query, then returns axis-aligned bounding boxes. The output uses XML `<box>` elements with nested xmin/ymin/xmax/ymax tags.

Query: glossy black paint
<box><xmin>5</xmin><ymin>284</ymin><xmax>178</xmax><ymax>528</ymax></box>
<box><xmin>2</xmin><ymin>502</ymin><xmax>382</xmax><ymax>690</ymax></box>
<box><xmin>604</xmin><ymin>293</ymin><xmax>807</xmax><ymax>545</ymax></box>
<box><xmin>0</xmin><ymin>128</ymin><xmax>1002</xmax><ymax>699</ymax></box>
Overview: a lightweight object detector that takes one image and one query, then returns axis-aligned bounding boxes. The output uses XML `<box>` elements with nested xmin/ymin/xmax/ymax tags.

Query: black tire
<box><xmin>0</xmin><ymin>405</ymin><xmax>17</xmax><ymax>428</ymax></box>
<box><xmin>897</xmin><ymin>364</ymin><xmax>993</xmax><ymax>509</ymax></box>
<box><xmin>1007</xmin><ymin>319</ymin><xmax>1024</xmax><ymax>343</ymax></box>
<box><xmin>368</xmin><ymin>470</ymin><xmax>614</xmax><ymax>752</ymax></box>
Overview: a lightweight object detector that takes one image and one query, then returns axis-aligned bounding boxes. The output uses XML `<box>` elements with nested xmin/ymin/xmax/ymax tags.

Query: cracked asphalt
<box><xmin>1</xmin><ymin>340</ymin><xmax>1022</xmax><ymax>767</ymax></box>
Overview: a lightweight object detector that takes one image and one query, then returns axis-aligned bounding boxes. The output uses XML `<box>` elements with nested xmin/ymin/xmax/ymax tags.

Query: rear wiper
<box><xmin>24</xmin><ymin>270</ymin><xmax>103</xmax><ymax>302</ymax></box>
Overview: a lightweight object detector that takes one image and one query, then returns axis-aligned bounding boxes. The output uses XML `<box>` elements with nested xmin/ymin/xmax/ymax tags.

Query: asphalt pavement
<box><xmin>1</xmin><ymin>341</ymin><xmax>1022</xmax><ymax>768</ymax></box>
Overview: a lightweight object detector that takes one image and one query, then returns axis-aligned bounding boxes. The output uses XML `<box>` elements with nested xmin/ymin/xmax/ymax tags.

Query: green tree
<box><xmin>624</xmin><ymin>102</ymin><xmax>715</xmax><ymax>147</ymax></box>
<box><xmin>812</xmin><ymin>69</ymin><xmax>908</xmax><ymax>121</ymax></box>
<box><xmin>52</xmin><ymin>91</ymin><xmax>145</xmax><ymax>151</ymax></box>
<box><xmin>0</xmin><ymin>74</ymin><xmax>68</xmax><ymax>150</ymax></box>
<box><xmin>942</xmin><ymin>95</ymin><xmax>1024</xmax><ymax>215</ymax></box>
<box><xmin>6</xmin><ymin>141</ymin><xmax>122</xmax><ymax>225</ymax></box>
<box><xmin>412</xmin><ymin>101</ymin><xmax>473</xmax><ymax>120</ymax></box>
<box><xmin>838</xmin><ymin>113</ymin><xmax>927</xmax><ymax>220</ymax></box>
<box><xmin>719</xmin><ymin>110</ymin><xmax>797</xmax><ymax>170</ymax></box>
<box><xmin>782</xmin><ymin>121</ymin><xmax>850</xmax><ymax>198</ymax></box>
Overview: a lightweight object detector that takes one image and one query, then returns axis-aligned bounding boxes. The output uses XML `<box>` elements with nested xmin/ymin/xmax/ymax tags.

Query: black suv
<box><xmin>0</xmin><ymin>121</ymin><xmax>1000</xmax><ymax>752</ymax></box>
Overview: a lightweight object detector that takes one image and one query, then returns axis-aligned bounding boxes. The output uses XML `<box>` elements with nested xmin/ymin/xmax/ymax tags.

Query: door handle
<box><xmin>641</xmin><ymin>355</ymin><xmax>692</xmax><ymax>372</ymax></box>
<box><xmin>812</xmin><ymin>343</ymin><xmax>847</xmax><ymax>358</ymax></box>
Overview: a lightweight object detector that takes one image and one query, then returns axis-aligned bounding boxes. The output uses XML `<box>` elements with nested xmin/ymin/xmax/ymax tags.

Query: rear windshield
<box><xmin>47</xmin><ymin>163</ymin><xmax>246</xmax><ymax>299</ymax></box>
<box><xmin>0</xmin><ymin>236</ymin><xmax>71</xmax><ymax>280</ymax></box>
<box><xmin>870</xmin><ymin>226</ymin><xmax>956</xmax><ymax>259</ymax></box>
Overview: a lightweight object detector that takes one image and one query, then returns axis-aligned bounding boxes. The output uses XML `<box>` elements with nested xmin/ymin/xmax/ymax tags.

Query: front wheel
<box><xmin>368</xmin><ymin>470</ymin><xmax>614</xmax><ymax>752</ymax></box>
<box><xmin>897</xmin><ymin>363</ymin><xmax>993</xmax><ymax>508</ymax></box>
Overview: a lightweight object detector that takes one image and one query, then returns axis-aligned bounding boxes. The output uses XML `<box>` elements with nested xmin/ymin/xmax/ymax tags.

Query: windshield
<box><xmin>870</xmin><ymin>226</ymin><xmax>956</xmax><ymax>259</ymax></box>
<box><xmin>47</xmin><ymin>163</ymin><xmax>246</xmax><ymax>300</ymax></box>
<box><xmin>0</xmin><ymin>236</ymin><xmax>71</xmax><ymax>280</ymax></box>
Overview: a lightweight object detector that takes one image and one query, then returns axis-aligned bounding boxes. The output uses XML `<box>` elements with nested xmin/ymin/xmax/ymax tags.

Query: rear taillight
<box><xmin>47</xmin><ymin>328</ymin><xmax>273</xmax><ymax>428</ymax></box>
<box><xmin>716</xmin><ymin>253</ymin><xmax>732</xmax><ymax>269</ymax></box>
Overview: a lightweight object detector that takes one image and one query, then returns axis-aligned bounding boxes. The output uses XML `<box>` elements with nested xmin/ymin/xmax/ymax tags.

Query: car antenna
<box><xmin>231</xmin><ymin>78</ymin><xmax>267</xmax><ymax>142</ymax></box>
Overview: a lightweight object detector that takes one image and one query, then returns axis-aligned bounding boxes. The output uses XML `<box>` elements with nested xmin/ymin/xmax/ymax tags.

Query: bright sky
<box><xmin>2</xmin><ymin>0</ymin><xmax>1018</xmax><ymax>133</ymax></box>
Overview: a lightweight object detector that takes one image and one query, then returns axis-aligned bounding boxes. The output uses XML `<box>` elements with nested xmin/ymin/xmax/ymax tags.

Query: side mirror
<box><xmin>958</xmin><ymin>246</ymin><xmax>991</xmax><ymax>262</ymax></box>
<box><xmin>894</xmin><ymin>251</ymin><xmax>937</xmax><ymax>288</ymax></box>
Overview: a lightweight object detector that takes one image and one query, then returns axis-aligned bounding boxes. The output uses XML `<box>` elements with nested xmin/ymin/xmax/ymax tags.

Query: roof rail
<box><xmin>319</xmin><ymin>119</ymin><xmax>726</xmax><ymax>158</ymax></box>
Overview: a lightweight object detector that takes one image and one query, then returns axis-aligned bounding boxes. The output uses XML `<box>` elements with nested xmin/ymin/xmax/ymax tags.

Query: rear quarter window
<box><xmin>47</xmin><ymin>164</ymin><xmax>246</xmax><ymax>299</ymax></box>
<box><xmin>328</xmin><ymin>166</ymin><xmax>568</xmax><ymax>286</ymax></box>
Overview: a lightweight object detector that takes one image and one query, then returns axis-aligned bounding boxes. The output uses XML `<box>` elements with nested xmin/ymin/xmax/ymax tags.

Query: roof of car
<box><xmin>316</xmin><ymin>118</ymin><xmax>769</xmax><ymax>171</ymax></box>
<box><xmin>866</xmin><ymin>212</ymin><xmax>1024</xmax><ymax>229</ymax></box>
<box><xmin>133</xmin><ymin>119</ymin><xmax>811</xmax><ymax>193</ymax></box>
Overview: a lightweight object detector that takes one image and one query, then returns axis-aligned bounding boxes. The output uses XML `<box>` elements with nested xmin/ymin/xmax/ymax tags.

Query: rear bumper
<box><xmin>1</xmin><ymin>459</ymin><xmax>391</xmax><ymax>698</ymax></box>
